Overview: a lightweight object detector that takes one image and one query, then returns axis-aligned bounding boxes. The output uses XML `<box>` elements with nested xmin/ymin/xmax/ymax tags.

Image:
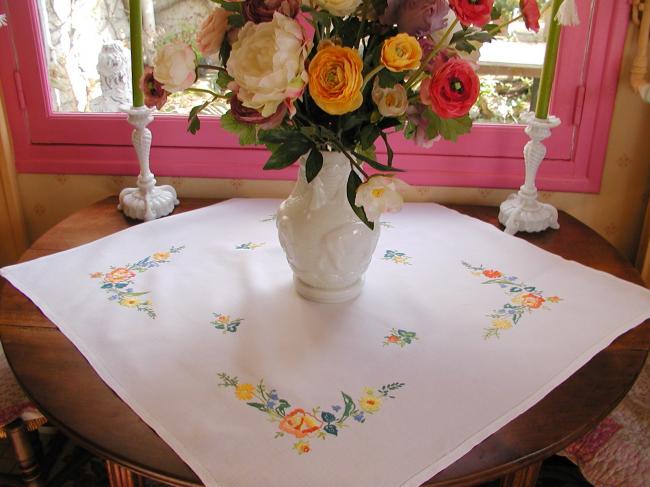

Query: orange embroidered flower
<box><xmin>482</xmin><ymin>269</ymin><xmax>502</xmax><ymax>278</ymax></box>
<box><xmin>104</xmin><ymin>267</ymin><xmax>136</xmax><ymax>283</ymax></box>
<box><xmin>279</xmin><ymin>408</ymin><xmax>322</xmax><ymax>438</ymax></box>
<box><xmin>235</xmin><ymin>383</ymin><xmax>255</xmax><ymax>400</ymax></box>
<box><xmin>512</xmin><ymin>293</ymin><xmax>545</xmax><ymax>309</ymax></box>
<box><xmin>153</xmin><ymin>251</ymin><xmax>171</xmax><ymax>261</ymax></box>
<box><xmin>547</xmin><ymin>296</ymin><xmax>562</xmax><ymax>303</ymax></box>
<box><xmin>90</xmin><ymin>272</ymin><xmax>103</xmax><ymax>278</ymax></box>
<box><xmin>293</xmin><ymin>441</ymin><xmax>311</xmax><ymax>454</ymax></box>
<box><xmin>387</xmin><ymin>335</ymin><xmax>400</xmax><ymax>343</ymax></box>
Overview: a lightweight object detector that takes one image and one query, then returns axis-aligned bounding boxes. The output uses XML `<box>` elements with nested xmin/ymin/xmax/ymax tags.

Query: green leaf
<box><xmin>216</xmin><ymin>70</ymin><xmax>234</xmax><ymax>90</ymax></box>
<box><xmin>352</xmin><ymin>151</ymin><xmax>404</xmax><ymax>172</ymax></box>
<box><xmin>377</xmin><ymin>69</ymin><xmax>404</xmax><ymax>89</ymax></box>
<box><xmin>263</xmin><ymin>137</ymin><xmax>311</xmax><ymax>170</ymax></box>
<box><xmin>246</xmin><ymin>402</ymin><xmax>268</xmax><ymax>412</ymax></box>
<box><xmin>360</xmin><ymin>125</ymin><xmax>380</xmax><ymax>149</ymax></box>
<box><xmin>220</xmin><ymin>111</ymin><xmax>257</xmax><ymax>145</ymax></box>
<box><xmin>187</xmin><ymin>102</ymin><xmax>209</xmax><ymax>134</ymax></box>
<box><xmin>346</xmin><ymin>171</ymin><xmax>374</xmax><ymax>230</ymax></box>
<box><xmin>228</xmin><ymin>14</ymin><xmax>245</xmax><ymax>28</ymax></box>
<box><xmin>379</xmin><ymin>132</ymin><xmax>393</xmax><ymax>167</ymax></box>
<box><xmin>438</xmin><ymin>115</ymin><xmax>472</xmax><ymax>142</ymax></box>
<box><xmin>341</xmin><ymin>391</ymin><xmax>356</xmax><ymax>419</ymax></box>
<box><xmin>491</xmin><ymin>5</ymin><xmax>502</xmax><ymax>20</ymax></box>
<box><xmin>221</xmin><ymin>1</ymin><xmax>242</xmax><ymax>12</ymax></box>
<box><xmin>305</xmin><ymin>149</ymin><xmax>323</xmax><ymax>183</ymax></box>
<box><xmin>258</xmin><ymin>129</ymin><xmax>300</xmax><ymax>145</ymax></box>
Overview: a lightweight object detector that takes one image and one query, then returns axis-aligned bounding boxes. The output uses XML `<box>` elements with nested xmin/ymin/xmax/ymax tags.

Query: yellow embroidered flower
<box><xmin>308</xmin><ymin>44</ymin><xmax>364</xmax><ymax>115</ymax></box>
<box><xmin>359</xmin><ymin>393</ymin><xmax>382</xmax><ymax>413</ymax></box>
<box><xmin>153</xmin><ymin>251</ymin><xmax>171</xmax><ymax>261</ymax></box>
<box><xmin>547</xmin><ymin>296</ymin><xmax>562</xmax><ymax>303</ymax></box>
<box><xmin>491</xmin><ymin>318</ymin><xmax>512</xmax><ymax>330</ymax></box>
<box><xmin>90</xmin><ymin>272</ymin><xmax>103</xmax><ymax>279</ymax></box>
<box><xmin>235</xmin><ymin>383</ymin><xmax>255</xmax><ymax>400</ymax></box>
<box><xmin>380</xmin><ymin>33</ymin><xmax>422</xmax><ymax>72</ymax></box>
<box><xmin>217</xmin><ymin>314</ymin><xmax>230</xmax><ymax>324</ymax></box>
<box><xmin>119</xmin><ymin>297</ymin><xmax>141</xmax><ymax>308</ymax></box>
<box><xmin>293</xmin><ymin>440</ymin><xmax>311</xmax><ymax>454</ymax></box>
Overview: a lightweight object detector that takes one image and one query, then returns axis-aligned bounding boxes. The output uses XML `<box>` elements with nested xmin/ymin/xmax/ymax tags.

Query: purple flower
<box><xmin>406</xmin><ymin>104</ymin><xmax>441</xmax><ymax>148</ymax></box>
<box><xmin>229</xmin><ymin>93</ymin><xmax>286</xmax><ymax>129</ymax></box>
<box><xmin>243</xmin><ymin>0</ymin><xmax>301</xmax><ymax>23</ymax></box>
<box><xmin>380</xmin><ymin>0</ymin><xmax>449</xmax><ymax>36</ymax></box>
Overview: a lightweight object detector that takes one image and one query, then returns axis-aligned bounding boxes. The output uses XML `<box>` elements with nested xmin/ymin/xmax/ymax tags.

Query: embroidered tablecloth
<box><xmin>2</xmin><ymin>199</ymin><xmax>650</xmax><ymax>487</ymax></box>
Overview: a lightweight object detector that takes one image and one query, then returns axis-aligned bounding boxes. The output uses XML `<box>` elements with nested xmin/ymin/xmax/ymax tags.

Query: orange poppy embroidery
<box><xmin>462</xmin><ymin>261</ymin><xmax>563</xmax><ymax>339</ymax></box>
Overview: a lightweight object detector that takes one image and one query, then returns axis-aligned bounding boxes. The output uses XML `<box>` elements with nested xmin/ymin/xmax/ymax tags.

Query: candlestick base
<box><xmin>498</xmin><ymin>113</ymin><xmax>561</xmax><ymax>235</ymax></box>
<box><xmin>118</xmin><ymin>106</ymin><xmax>179</xmax><ymax>222</ymax></box>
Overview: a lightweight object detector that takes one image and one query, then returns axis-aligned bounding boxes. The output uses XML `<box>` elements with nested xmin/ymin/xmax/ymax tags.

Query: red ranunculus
<box><xmin>519</xmin><ymin>0</ymin><xmax>541</xmax><ymax>32</ymax></box>
<box><xmin>139</xmin><ymin>66</ymin><xmax>168</xmax><ymax>110</ymax></box>
<box><xmin>448</xmin><ymin>0</ymin><xmax>494</xmax><ymax>28</ymax></box>
<box><xmin>420</xmin><ymin>58</ymin><xmax>479</xmax><ymax>119</ymax></box>
<box><xmin>229</xmin><ymin>93</ymin><xmax>286</xmax><ymax>129</ymax></box>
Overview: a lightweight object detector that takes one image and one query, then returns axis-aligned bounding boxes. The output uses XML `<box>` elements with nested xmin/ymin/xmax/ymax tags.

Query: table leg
<box><xmin>106</xmin><ymin>460</ymin><xmax>144</xmax><ymax>487</ymax></box>
<box><xmin>499</xmin><ymin>461</ymin><xmax>542</xmax><ymax>487</ymax></box>
<box><xmin>6</xmin><ymin>419</ymin><xmax>43</xmax><ymax>487</ymax></box>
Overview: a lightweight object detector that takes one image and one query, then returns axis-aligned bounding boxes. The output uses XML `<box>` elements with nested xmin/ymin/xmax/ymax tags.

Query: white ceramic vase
<box><xmin>276</xmin><ymin>151</ymin><xmax>380</xmax><ymax>303</ymax></box>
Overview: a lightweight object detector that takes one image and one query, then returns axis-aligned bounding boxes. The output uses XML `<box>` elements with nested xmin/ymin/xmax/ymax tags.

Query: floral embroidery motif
<box><xmin>211</xmin><ymin>314</ymin><xmax>243</xmax><ymax>334</ymax></box>
<box><xmin>90</xmin><ymin>246</ymin><xmax>184</xmax><ymax>319</ymax></box>
<box><xmin>383</xmin><ymin>328</ymin><xmax>418</xmax><ymax>347</ymax></box>
<box><xmin>383</xmin><ymin>250</ymin><xmax>411</xmax><ymax>265</ymax></box>
<box><xmin>462</xmin><ymin>262</ymin><xmax>562</xmax><ymax>339</ymax></box>
<box><xmin>218</xmin><ymin>373</ymin><xmax>404</xmax><ymax>454</ymax></box>
<box><xmin>236</xmin><ymin>242</ymin><xmax>265</xmax><ymax>250</ymax></box>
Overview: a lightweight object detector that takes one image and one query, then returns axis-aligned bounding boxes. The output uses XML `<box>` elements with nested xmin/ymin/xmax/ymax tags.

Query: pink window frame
<box><xmin>0</xmin><ymin>0</ymin><xmax>628</xmax><ymax>191</ymax></box>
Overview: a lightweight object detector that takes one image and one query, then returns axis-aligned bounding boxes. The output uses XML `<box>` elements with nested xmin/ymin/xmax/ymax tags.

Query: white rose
<box><xmin>355</xmin><ymin>175</ymin><xmax>409</xmax><ymax>222</ymax></box>
<box><xmin>371</xmin><ymin>79</ymin><xmax>408</xmax><ymax>117</ymax></box>
<box><xmin>227</xmin><ymin>13</ymin><xmax>310</xmax><ymax>117</ymax></box>
<box><xmin>153</xmin><ymin>42</ymin><xmax>197</xmax><ymax>93</ymax></box>
<box><xmin>315</xmin><ymin>0</ymin><xmax>362</xmax><ymax>17</ymax></box>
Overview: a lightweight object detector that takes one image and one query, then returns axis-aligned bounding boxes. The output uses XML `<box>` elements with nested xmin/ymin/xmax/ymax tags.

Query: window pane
<box><xmin>474</xmin><ymin>1</ymin><xmax>549</xmax><ymax>124</ymax></box>
<box><xmin>37</xmin><ymin>0</ymin><xmax>220</xmax><ymax>114</ymax></box>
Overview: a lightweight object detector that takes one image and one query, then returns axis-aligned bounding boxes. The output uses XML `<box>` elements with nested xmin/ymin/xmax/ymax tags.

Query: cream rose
<box><xmin>371</xmin><ymin>79</ymin><xmax>408</xmax><ymax>117</ymax></box>
<box><xmin>226</xmin><ymin>12</ymin><xmax>310</xmax><ymax>117</ymax></box>
<box><xmin>315</xmin><ymin>0</ymin><xmax>362</xmax><ymax>17</ymax></box>
<box><xmin>153</xmin><ymin>42</ymin><xmax>197</xmax><ymax>93</ymax></box>
<box><xmin>196</xmin><ymin>8</ymin><xmax>230</xmax><ymax>56</ymax></box>
<box><xmin>355</xmin><ymin>175</ymin><xmax>408</xmax><ymax>222</ymax></box>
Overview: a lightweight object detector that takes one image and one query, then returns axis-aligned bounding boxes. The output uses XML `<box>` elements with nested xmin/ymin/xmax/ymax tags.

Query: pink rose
<box><xmin>243</xmin><ymin>0</ymin><xmax>301</xmax><ymax>23</ymax></box>
<box><xmin>153</xmin><ymin>42</ymin><xmax>197</xmax><ymax>93</ymax></box>
<box><xmin>448</xmin><ymin>0</ymin><xmax>494</xmax><ymax>28</ymax></box>
<box><xmin>139</xmin><ymin>66</ymin><xmax>168</xmax><ymax>110</ymax></box>
<box><xmin>421</xmin><ymin>58</ymin><xmax>479</xmax><ymax>119</ymax></box>
<box><xmin>519</xmin><ymin>0</ymin><xmax>541</xmax><ymax>32</ymax></box>
<box><xmin>196</xmin><ymin>8</ymin><xmax>231</xmax><ymax>56</ymax></box>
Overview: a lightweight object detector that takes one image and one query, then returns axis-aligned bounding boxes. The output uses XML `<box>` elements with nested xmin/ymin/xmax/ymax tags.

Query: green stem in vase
<box><xmin>129</xmin><ymin>0</ymin><xmax>144</xmax><ymax>107</ymax></box>
<box><xmin>535</xmin><ymin>0</ymin><xmax>563</xmax><ymax>119</ymax></box>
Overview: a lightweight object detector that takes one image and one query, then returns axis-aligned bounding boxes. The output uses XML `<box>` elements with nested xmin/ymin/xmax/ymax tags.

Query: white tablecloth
<box><xmin>2</xmin><ymin>199</ymin><xmax>650</xmax><ymax>487</ymax></box>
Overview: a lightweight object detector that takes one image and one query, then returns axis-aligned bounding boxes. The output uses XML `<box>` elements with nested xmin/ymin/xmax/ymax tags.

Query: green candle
<box><xmin>535</xmin><ymin>0</ymin><xmax>563</xmax><ymax>119</ymax></box>
<box><xmin>129</xmin><ymin>0</ymin><xmax>144</xmax><ymax>107</ymax></box>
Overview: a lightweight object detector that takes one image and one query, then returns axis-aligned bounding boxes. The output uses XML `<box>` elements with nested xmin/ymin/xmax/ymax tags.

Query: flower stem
<box><xmin>362</xmin><ymin>65</ymin><xmax>384</xmax><ymax>91</ymax></box>
<box><xmin>404</xmin><ymin>19</ymin><xmax>459</xmax><ymax>91</ymax></box>
<box><xmin>197</xmin><ymin>64</ymin><xmax>228</xmax><ymax>73</ymax></box>
<box><xmin>185</xmin><ymin>87</ymin><xmax>229</xmax><ymax>99</ymax></box>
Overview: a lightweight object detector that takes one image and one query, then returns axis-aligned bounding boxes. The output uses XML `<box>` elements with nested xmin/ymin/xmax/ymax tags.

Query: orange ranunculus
<box><xmin>513</xmin><ymin>293</ymin><xmax>545</xmax><ymax>309</ymax></box>
<box><xmin>482</xmin><ymin>269</ymin><xmax>502</xmax><ymax>278</ymax></box>
<box><xmin>380</xmin><ymin>33</ymin><xmax>422</xmax><ymax>72</ymax></box>
<box><xmin>104</xmin><ymin>267</ymin><xmax>136</xmax><ymax>283</ymax></box>
<box><xmin>278</xmin><ymin>408</ymin><xmax>323</xmax><ymax>438</ymax></box>
<box><xmin>308</xmin><ymin>45</ymin><xmax>363</xmax><ymax>115</ymax></box>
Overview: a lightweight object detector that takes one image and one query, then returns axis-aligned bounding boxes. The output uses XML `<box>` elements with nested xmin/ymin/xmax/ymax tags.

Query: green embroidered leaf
<box><xmin>305</xmin><ymin>149</ymin><xmax>323</xmax><ymax>183</ymax></box>
<box><xmin>341</xmin><ymin>392</ymin><xmax>356</xmax><ymax>420</ymax></box>
<box><xmin>324</xmin><ymin>424</ymin><xmax>338</xmax><ymax>436</ymax></box>
<box><xmin>275</xmin><ymin>399</ymin><xmax>291</xmax><ymax>416</ymax></box>
<box><xmin>321</xmin><ymin>411</ymin><xmax>336</xmax><ymax>423</ymax></box>
<box><xmin>246</xmin><ymin>402</ymin><xmax>268</xmax><ymax>412</ymax></box>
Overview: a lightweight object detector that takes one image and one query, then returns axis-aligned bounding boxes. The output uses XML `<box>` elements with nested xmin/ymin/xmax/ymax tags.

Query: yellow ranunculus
<box><xmin>380</xmin><ymin>33</ymin><xmax>422</xmax><ymax>72</ymax></box>
<box><xmin>308</xmin><ymin>45</ymin><xmax>364</xmax><ymax>115</ymax></box>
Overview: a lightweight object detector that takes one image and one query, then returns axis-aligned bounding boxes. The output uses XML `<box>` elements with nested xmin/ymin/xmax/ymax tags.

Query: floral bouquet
<box><xmin>143</xmin><ymin>0</ymin><xmax>542</xmax><ymax>228</ymax></box>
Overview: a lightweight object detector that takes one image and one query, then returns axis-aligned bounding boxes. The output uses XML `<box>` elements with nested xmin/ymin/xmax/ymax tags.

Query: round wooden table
<box><xmin>1</xmin><ymin>197</ymin><xmax>648</xmax><ymax>487</ymax></box>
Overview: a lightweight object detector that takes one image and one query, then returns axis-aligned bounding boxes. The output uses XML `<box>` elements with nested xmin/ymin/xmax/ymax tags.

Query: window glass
<box><xmin>38</xmin><ymin>0</ymin><xmax>546</xmax><ymax>122</ymax></box>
